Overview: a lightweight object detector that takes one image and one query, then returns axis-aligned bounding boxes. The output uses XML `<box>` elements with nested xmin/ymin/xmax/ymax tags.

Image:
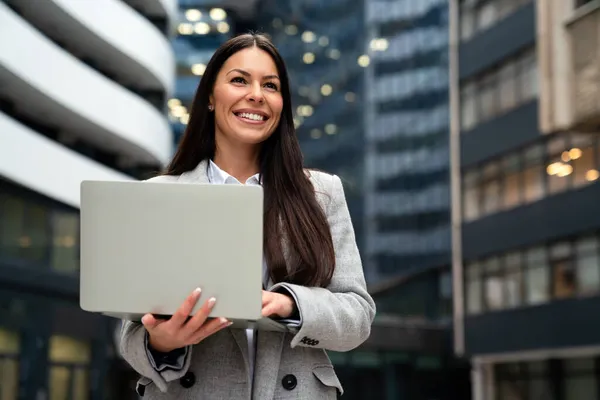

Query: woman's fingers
<box><xmin>189</xmin><ymin>317</ymin><xmax>232</xmax><ymax>344</ymax></box>
<box><xmin>183</xmin><ymin>297</ymin><xmax>217</xmax><ymax>337</ymax></box>
<box><xmin>169</xmin><ymin>288</ymin><xmax>202</xmax><ymax>328</ymax></box>
<box><xmin>141</xmin><ymin>313</ymin><xmax>160</xmax><ymax>331</ymax></box>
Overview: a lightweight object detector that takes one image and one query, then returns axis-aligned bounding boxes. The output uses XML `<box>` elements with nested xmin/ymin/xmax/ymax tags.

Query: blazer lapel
<box><xmin>177</xmin><ymin>159</ymin><xmax>210</xmax><ymax>184</ymax></box>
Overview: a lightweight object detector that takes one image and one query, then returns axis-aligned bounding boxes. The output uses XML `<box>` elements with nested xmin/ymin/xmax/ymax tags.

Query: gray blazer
<box><xmin>119</xmin><ymin>160</ymin><xmax>376</xmax><ymax>399</ymax></box>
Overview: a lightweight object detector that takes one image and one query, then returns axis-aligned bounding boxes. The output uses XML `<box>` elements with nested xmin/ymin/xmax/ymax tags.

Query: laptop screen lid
<box><xmin>79</xmin><ymin>180</ymin><xmax>264</xmax><ymax>323</ymax></box>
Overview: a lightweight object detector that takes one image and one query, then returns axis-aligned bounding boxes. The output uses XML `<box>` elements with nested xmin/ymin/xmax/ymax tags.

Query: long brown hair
<box><xmin>163</xmin><ymin>33</ymin><xmax>335</xmax><ymax>287</ymax></box>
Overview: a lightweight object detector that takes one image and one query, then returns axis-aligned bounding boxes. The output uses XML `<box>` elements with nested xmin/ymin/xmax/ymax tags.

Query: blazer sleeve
<box><xmin>269</xmin><ymin>174</ymin><xmax>376</xmax><ymax>352</ymax></box>
<box><xmin>119</xmin><ymin>320</ymin><xmax>193</xmax><ymax>393</ymax></box>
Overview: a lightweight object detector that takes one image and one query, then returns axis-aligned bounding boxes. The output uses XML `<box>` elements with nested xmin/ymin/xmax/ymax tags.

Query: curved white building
<box><xmin>0</xmin><ymin>0</ymin><xmax>175</xmax><ymax>398</ymax></box>
<box><xmin>0</xmin><ymin>0</ymin><xmax>175</xmax><ymax>207</ymax></box>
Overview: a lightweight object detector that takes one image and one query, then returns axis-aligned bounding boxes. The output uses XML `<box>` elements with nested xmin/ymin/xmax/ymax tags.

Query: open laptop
<box><xmin>79</xmin><ymin>180</ymin><xmax>295</xmax><ymax>333</ymax></box>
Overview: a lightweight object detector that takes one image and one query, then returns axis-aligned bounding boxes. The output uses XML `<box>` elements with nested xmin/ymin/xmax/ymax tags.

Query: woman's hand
<box><xmin>141</xmin><ymin>288</ymin><xmax>232</xmax><ymax>353</ymax></box>
<box><xmin>261</xmin><ymin>290</ymin><xmax>296</xmax><ymax>319</ymax></box>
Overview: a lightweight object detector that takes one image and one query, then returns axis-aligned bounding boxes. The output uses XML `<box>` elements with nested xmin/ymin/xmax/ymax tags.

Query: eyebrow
<box><xmin>226</xmin><ymin>68</ymin><xmax>280</xmax><ymax>81</ymax></box>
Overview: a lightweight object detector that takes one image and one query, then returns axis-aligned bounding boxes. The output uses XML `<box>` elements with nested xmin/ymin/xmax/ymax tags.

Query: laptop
<box><xmin>79</xmin><ymin>180</ymin><xmax>295</xmax><ymax>333</ymax></box>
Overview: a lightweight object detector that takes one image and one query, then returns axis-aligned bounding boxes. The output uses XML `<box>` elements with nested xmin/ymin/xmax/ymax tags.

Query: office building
<box><xmin>450</xmin><ymin>0</ymin><xmax>600</xmax><ymax>398</ymax></box>
<box><xmin>0</xmin><ymin>0</ymin><xmax>175</xmax><ymax>398</ymax></box>
<box><xmin>168</xmin><ymin>0</ymin><xmax>237</xmax><ymax>149</ymax></box>
<box><xmin>256</xmin><ymin>0</ymin><xmax>471</xmax><ymax>399</ymax></box>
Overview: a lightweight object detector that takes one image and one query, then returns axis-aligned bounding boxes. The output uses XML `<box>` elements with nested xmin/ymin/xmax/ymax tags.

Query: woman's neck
<box><xmin>213</xmin><ymin>146</ymin><xmax>260</xmax><ymax>183</ymax></box>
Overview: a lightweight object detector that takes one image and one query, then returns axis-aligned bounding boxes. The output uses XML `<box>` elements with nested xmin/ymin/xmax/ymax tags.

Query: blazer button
<box><xmin>282</xmin><ymin>374</ymin><xmax>297</xmax><ymax>391</ymax></box>
<box><xmin>180</xmin><ymin>371</ymin><xmax>196</xmax><ymax>389</ymax></box>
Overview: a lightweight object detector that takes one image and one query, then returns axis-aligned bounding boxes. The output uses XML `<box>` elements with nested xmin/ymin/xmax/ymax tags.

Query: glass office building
<box><xmin>256</xmin><ymin>1</ymin><xmax>471</xmax><ymax>399</ymax></box>
<box><xmin>169</xmin><ymin>2</ymin><xmax>235</xmax><ymax>149</ymax></box>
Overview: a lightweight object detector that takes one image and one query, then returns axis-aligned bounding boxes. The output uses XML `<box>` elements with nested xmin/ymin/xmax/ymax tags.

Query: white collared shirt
<box><xmin>206</xmin><ymin>160</ymin><xmax>261</xmax><ymax>385</ymax></box>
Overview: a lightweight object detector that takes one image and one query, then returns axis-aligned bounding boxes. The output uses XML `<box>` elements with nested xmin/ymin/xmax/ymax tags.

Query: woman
<box><xmin>119</xmin><ymin>33</ymin><xmax>375</xmax><ymax>399</ymax></box>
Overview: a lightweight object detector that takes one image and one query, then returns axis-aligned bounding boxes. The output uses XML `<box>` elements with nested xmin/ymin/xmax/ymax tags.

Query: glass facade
<box><xmin>365</xmin><ymin>0</ymin><xmax>451</xmax><ymax>280</ymax></box>
<box><xmin>169</xmin><ymin>4</ymin><xmax>235</xmax><ymax>149</ymax></box>
<box><xmin>0</xmin><ymin>180</ymin><xmax>79</xmax><ymax>274</ymax></box>
<box><xmin>255</xmin><ymin>0</ymin><xmax>367</xmax><ymax>261</ymax></box>
<box><xmin>256</xmin><ymin>0</ymin><xmax>451</xmax><ymax>283</ymax></box>
<box><xmin>0</xmin><ymin>180</ymin><xmax>121</xmax><ymax>399</ymax></box>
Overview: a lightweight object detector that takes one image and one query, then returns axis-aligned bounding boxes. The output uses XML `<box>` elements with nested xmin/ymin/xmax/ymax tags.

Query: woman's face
<box><xmin>210</xmin><ymin>47</ymin><xmax>283</xmax><ymax>148</ymax></box>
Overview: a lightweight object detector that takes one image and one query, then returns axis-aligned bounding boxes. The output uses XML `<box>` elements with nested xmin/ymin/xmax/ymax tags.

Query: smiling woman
<box><xmin>119</xmin><ymin>33</ymin><xmax>375</xmax><ymax>400</ymax></box>
<box><xmin>210</xmin><ymin>48</ymin><xmax>283</xmax><ymax>151</ymax></box>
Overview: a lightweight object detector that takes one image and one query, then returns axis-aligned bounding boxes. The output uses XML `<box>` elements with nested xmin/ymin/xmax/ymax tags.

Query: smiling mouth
<box><xmin>233</xmin><ymin>112</ymin><xmax>268</xmax><ymax>123</ymax></box>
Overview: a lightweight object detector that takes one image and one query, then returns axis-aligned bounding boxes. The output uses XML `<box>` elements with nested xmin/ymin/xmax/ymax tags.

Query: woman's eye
<box><xmin>265</xmin><ymin>82</ymin><xmax>278</xmax><ymax>90</ymax></box>
<box><xmin>231</xmin><ymin>77</ymin><xmax>246</xmax><ymax>84</ymax></box>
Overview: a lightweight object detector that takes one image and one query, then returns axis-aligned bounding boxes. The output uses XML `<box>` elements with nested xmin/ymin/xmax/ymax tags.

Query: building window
<box><xmin>463</xmin><ymin>133</ymin><xmax>599</xmax><ymax>222</ymax></box>
<box><xmin>523</xmin><ymin>144</ymin><xmax>545</xmax><ymax>203</ymax></box>
<box><xmin>51</xmin><ymin>211</ymin><xmax>79</xmax><ymax>273</ymax></box>
<box><xmin>466</xmin><ymin>262</ymin><xmax>482</xmax><ymax>314</ymax></box>
<box><xmin>482</xmin><ymin>162</ymin><xmax>501</xmax><ymax>215</ymax></box>
<box><xmin>460</xmin><ymin>0</ymin><xmax>532</xmax><ymax>42</ymax></box>
<box><xmin>525</xmin><ymin>246</ymin><xmax>549</xmax><ymax>305</ymax></box>
<box><xmin>502</xmin><ymin>154</ymin><xmax>522</xmax><ymax>209</ymax></box>
<box><xmin>575</xmin><ymin>236</ymin><xmax>600</xmax><ymax>294</ymax></box>
<box><xmin>463</xmin><ymin>170</ymin><xmax>480</xmax><ymax>221</ymax></box>
<box><xmin>0</xmin><ymin>186</ymin><xmax>81</xmax><ymax>274</ymax></box>
<box><xmin>571</xmin><ymin>135</ymin><xmax>597</xmax><ymax>187</ymax></box>
<box><xmin>464</xmin><ymin>232</ymin><xmax>600</xmax><ymax>314</ymax></box>
<box><xmin>564</xmin><ymin>357</ymin><xmax>597</xmax><ymax>400</ymax></box>
<box><xmin>0</xmin><ymin>328</ymin><xmax>20</xmax><ymax>400</ymax></box>
<box><xmin>504</xmin><ymin>251</ymin><xmax>523</xmax><ymax>308</ymax></box>
<box><xmin>498</xmin><ymin>62</ymin><xmax>518</xmax><ymax>113</ymax></box>
<box><xmin>495</xmin><ymin>360</ymin><xmax>555</xmax><ymax>400</ymax></box>
<box><xmin>550</xmin><ymin>242</ymin><xmax>576</xmax><ymax>299</ymax></box>
<box><xmin>484</xmin><ymin>257</ymin><xmax>504</xmax><ymax>310</ymax></box>
<box><xmin>460</xmin><ymin>48</ymin><xmax>537</xmax><ymax>132</ymax></box>
<box><xmin>547</xmin><ymin>136</ymin><xmax>571</xmax><ymax>194</ymax></box>
<box><xmin>48</xmin><ymin>335</ymin><xmax>91</xmax><ymax>400</ymax></box>
<box><xmin>461</xmin><ymin>83</ymin><xmax>477</xmax><ymax>131</ymax></box>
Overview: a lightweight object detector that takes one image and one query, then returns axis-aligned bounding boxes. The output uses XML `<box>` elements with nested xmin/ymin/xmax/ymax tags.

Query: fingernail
<box><xmin>219</xmin><ymin>317</ymin><xmax>228</xmax><ymax>324</ymax></box>
<box><xmin>208</xmin><ymin>297</ymin><xmax>216</xmax><ymax>307</ymax></box>
<box><xmin>194</xmin><ymin>287</ymin><xmax>201</xmax><ymax>295</ymax></box>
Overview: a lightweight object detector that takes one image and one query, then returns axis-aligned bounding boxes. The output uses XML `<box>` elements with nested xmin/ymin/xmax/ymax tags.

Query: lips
<box><xmin>233</xmin><ymin>109</ymin><xmax>270</xmax><ymax>123</ymax></box>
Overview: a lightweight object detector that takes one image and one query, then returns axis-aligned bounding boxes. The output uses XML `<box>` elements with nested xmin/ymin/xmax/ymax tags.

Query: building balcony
<box><xmin>566</xmin><ymin>2</ymin><xmax>600</xmax><ymax>132</ymax></box>
<box><xmin>538</xmin><ymin>0</ymin><xmax>600</xmax><ymax>134</ymax></box>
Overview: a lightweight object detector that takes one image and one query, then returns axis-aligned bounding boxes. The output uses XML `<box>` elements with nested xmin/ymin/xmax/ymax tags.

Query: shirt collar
<box><xmin>208</xmin><ymin>160</ymin><xmax>261</xmax><ymax>186</ymax></box>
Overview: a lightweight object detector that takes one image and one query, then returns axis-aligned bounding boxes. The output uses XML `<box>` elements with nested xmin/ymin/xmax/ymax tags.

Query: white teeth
<box><xmin>237</xmin><ymin>112</ymin><xmax>265</xmax><ymax>121</ymax></box>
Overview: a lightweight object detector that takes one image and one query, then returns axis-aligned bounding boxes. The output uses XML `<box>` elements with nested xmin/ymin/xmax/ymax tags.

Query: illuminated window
<box><xmin>462</xmin><ymin>170</ymin><xmax>480</xmax><ymax>221</ymax></box>
<box><xmin>502</xmin><ymin>154</ymin><xmax>521</xmax><ymax>209</ymax></box>
<box><xmin>523</xmin><ymin>144</ymin><xmax>544</xmax><ymax>203</ymax></box>
<box><xmin>51</xmin><ymin>211</ymin><xmax>79</xmax><ymax>273</ymax></box>
<box><xmin>571</xmin><ymin>136</ymin><xmax>596</xmax><ymax>187</ymax></box>
<box><xmin>550</xmin><ymin>242</ymin><xmax>576</xmax><ymax>299</ymax></box>
<box><xmin>481</xmin><ymin>162</ymin><xmax>501</xmax><ymax>215</ymax></box>
<box><xmin>0</xmin><ymin>329</ymin><xmax>20</xmax><ymax>400</ymax></box>
<box><xmin>49</xmin><ymin>336</ymin><xmax>91</xmax><ymax>400</ymax></box>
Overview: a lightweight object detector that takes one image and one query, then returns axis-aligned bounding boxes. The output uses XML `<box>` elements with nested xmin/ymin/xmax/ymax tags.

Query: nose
<box><xmin>247</xmin><ymin>82</ymin><xmax>264</xmax><ymax>103</ymax></box>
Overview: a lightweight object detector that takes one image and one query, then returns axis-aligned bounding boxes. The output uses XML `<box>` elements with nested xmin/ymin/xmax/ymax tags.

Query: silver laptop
<box><xmin>79</xmin><ymin>180</ymin><xmax>294</xmax><ymax>332</ymax></box>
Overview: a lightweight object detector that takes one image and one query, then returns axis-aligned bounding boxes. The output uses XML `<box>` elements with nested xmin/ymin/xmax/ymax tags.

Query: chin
<box><xmin>236</xmin><ymin>132</ymin><xmax>273</xmax><ymax>145</ymax></box>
